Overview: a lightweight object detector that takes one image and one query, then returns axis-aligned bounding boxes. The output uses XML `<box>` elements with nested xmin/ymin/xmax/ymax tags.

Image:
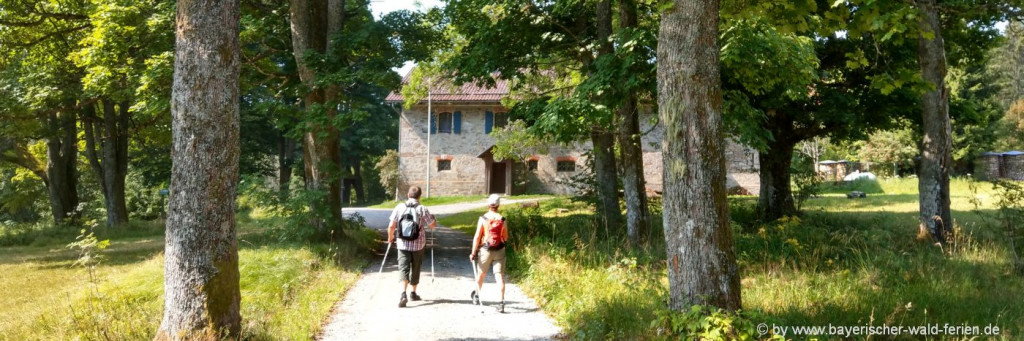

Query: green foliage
<box><xmin>790</xmin><ymin>153</ymin><xmax>821</xmax><ymax>212</ymax></box>
<box><xmin>375</xmin><ymin>149</ymin><xmax>400</xmax><ymax>198</ymax></box>
<box><xmin>653</xmin><ymin>305</ymin><xmax>779</xmax><ymax>340</ymax></box>
<box><xmin>856</xmin><ymin>127</ymin><xmax>919</xmax><ymax>177</ymax></box>
<box><xmin>490</xmin><ymin>120</ymin><xmax>550</xmax><ymax>163</ymax></box>
<box><xmin>994</xmin><ymin>100</ymin><xmax>1024</xmax><ymax>151</ymax></box>
<box><xmin>991</xmin><ymin>180</ymin><xmax>1024</xmax><ymax>274</ymax></box>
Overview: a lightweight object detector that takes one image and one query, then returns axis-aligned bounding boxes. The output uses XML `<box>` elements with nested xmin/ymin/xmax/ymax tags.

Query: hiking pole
<box><xmin>430</xmin><ymin>229</ymin><xmax>435</xmax><ymax>283</ymax></box>
<box><xmin>378</xmin><ymin>240</ymin><xmax>392</xmax><ymax>274</ymax></box>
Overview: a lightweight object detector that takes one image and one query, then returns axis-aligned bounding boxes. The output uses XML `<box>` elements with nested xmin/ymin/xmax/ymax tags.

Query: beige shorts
<box><xmin>476</xmin><ymin>246</ymin><xmax>506</xmax><ymax>274</ymax></box>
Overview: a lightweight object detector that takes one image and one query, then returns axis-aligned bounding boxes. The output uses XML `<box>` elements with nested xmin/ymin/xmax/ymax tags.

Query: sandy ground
<box><xmin>320</xmin><ymin>200</ymin><xmax>561</xmax><ymax>340</ymax></box>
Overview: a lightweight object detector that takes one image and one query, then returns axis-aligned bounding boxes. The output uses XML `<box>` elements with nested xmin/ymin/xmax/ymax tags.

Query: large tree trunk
<box><xmin>592</xmin><ymin>0</ymin><xmax>623</xmax><ymax>231</ymax></box>
<box><xmin>83</xmin><ymin>99</ymin><xmax>130</xmax><ymax>227</ymax></box>
<box><xmin>617</xmin><ymin>0</ymin><xmax>650</xmax><ymax>246</ymax></box>
<box><xmin>155</xmin><ymin>0</ymin><xmax>241</xmax><ymax>338</ymax></box>
<box><xmin>915</xmin><ymin>0</ymin><xmax>952</xmax><ymax>244</ymax></box>
<box><xmin>757</xmin><ymin>135</ymin><xmax>798</xmax><ymax>221</ymax></box>
<box><xmin>657</xmin><ymin>0</ymin><xmax>741</xmax><ymax>311</ymax></box>
<box><xmin>45</xmin><ymin>107</ymin><xmax>79</xmax><ymax>225</ymax></box>
<box><xmin>290</xmin><ymin>0</ymin><xmax>345</xmax><ymax>239</ymax></box>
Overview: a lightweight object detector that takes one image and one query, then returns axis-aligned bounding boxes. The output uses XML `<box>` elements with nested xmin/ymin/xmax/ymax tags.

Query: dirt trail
<box><xmin>321</xmin><ymin>201</ymin><xmax>561</xmax><ymax>340</ymax></box>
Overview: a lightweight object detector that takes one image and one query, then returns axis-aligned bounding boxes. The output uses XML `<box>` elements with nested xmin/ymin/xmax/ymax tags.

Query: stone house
<box><xmin>385</xmin><ymin>76</ymin><xmax>760</xmax><ymax>198</ymax></box>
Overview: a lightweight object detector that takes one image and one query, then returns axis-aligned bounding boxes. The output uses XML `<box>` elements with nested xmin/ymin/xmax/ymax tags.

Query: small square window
<box><xmin>437</xmin><ymin>160</ymin><xmax>452</xmax><ymax>171</ymax></box>
<box><xmin>556</xmin><ymin>161</ymin><xmax>575</xmax><ymax>172</ymax></box>
<box><xmin>527</xmin><ymin>160</ymin><xmax>538</xmax><ymax>171</ymax></box>
<box><xmin>493</xmin><ymin>112</ymin><xmax>508</xmax><ymax>129</ymax></box>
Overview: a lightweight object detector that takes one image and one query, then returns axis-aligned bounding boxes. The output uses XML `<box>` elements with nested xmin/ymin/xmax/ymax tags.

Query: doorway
<box><xmin>489</xmin><ymin>162</ymin><xmax>506</xmax><ymax>194</ymax></box>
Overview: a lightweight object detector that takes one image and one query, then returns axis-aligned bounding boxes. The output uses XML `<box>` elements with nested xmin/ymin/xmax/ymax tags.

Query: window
<box><xmin>556</xmin><ymin>161</ymin><xmax>576</xmax><ymax>172</ymax></box>
<box><xmin>437</xmin><ymin>112</ymin><xmax>453</xmax><ymax>133</ymax></box>
<box><xmin>493</xmin><ymin>112</ymin><xmax>508</xmax><ymax>129</ymax></box>
<box><xmin>437</xmin><ymin>160</ymin><xmax>452</xmax><ymax>171</ymax></box>
<box><xmin>527</xmin><ymin>160</ymin><xmax>538</xmax><ymax>171</ymax></box>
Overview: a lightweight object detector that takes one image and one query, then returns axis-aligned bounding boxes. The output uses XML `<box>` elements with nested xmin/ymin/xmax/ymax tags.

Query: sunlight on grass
<box><xmin>436</xmin><ymin>179</ymin><xmax>1024</xmax><ymax>339</ymax></box>
<box><xmin>0</xmin><ymin>219</ymin><xmax>368</xmax><ymax>340</ymax></box>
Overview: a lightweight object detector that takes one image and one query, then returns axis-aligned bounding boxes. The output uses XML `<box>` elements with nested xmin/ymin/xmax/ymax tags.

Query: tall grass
<box><xmin>0</xmin><ymin>216</ymin><xmax>375</xmax><ymax>340</ymax></box>
<box><xmin>439</xmin><ymin>179</ymin><xmax>1023</xmax><ymax>340</ymax></box>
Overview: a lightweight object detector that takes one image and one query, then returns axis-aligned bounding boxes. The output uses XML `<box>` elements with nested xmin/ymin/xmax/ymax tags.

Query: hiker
<box><xmin>387</xmin><ymin>186</ymin><xmax>437</xmax><ymax>308</ymax></box>
<box><xmin>470</xmin><ymin>194</ymin><xmax>509</xmax><ymax>313</ymax></box>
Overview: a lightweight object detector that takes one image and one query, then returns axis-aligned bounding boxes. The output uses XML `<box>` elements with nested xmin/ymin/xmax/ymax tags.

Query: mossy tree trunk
<box><xmin>289</xmin><ymin>0</ymin><xmax>345</xmax><ymax>239</ymax></box>
<box><xmin>617</xmin><ymin>0</ymin><xmax>650</xmax><ymax>246</ymax></box>
<box><xmin>156</xmin><ymin>0</ymin><xmax>242</xmax><ymax>338</ymax></box>
<box><xmin>657</xmin><ymin>0</ymin><xmax>741</xmax><ymax>311</ymax></box>
<box><xmin>915</xmin><ymin>0</ymin><xmax>953</xmax><ymax>244</ymax></box>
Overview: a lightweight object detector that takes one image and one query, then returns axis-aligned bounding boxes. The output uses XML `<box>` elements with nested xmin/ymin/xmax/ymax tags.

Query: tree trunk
<box><xmin>45</xmin><ymin>106</ymin><xmax>79</xmax><ymax>225</ymax></box>
<box><xmin>84</xmin><ymin>100</ymin><xmax>131</xmax><ymax>227</ymax></box>
<box><xmin>657</xmin><ymin>0</ymin><xmax>741</xmax><ymax>311</ymax></box>
<box><xmin>155</xmin><ymin>0</ymin><xmax>241</xmax><ymax>338</ymax></box>
<box><xmin>591</xmin><ymin>129</ymin><xmax>622</xmax><ymax>230</ymax></box>
<box><xmin>617</xmin><ymin>0</ymin><xmax>650</xmax><ymax>246</ymax></box>
<box><xmin>915</xmin><ymin>0</ymin><xmax>952</xmax><ymax>244</ymax></box>
<box><xmin>353</xmin><ymin>157</ymin><xmax>365</xmax><ymax>204</ymax></box>
<box><xmin>277</xmin><ymin>133</ymin><xmax>296</xmax><ymax>197</ymax></box>
<box><xmin>757</xmin><ymin>137</ymin><xmax>798</xmax><ymax>221</ymax></box>
<box><xmin>290</xmin><ymin>0</ymin><xmax>345</xmax><ymax>239</ymax></box>
<box><xmin>592</xmin><ymin>0</ymin><xmax>622</xmax><ymax>231</ymax></box>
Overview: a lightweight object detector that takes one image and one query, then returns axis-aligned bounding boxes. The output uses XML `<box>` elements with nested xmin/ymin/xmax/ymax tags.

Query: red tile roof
<box><xmin>385</xmin><ymin>72</ymin><xmax>509</xmax><ymax>104</ymax></box>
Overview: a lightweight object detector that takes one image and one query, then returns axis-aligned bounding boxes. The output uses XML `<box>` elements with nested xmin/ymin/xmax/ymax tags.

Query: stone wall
<box><xmin>397</xmin><ymin>104</ymin><xmax>589</xmax><ymax>197</ymax></box>
<box><xmin>397</xmin><ymin>106</ymin><xmax>762</xmax><ymax>197</ymax></box>
<box><xmin>1006</xmin><ymin>155</ymin><xmax>1024</xmax><ymax>181</ymax></box>
<box><xmin>978</xmin><ymin>154</ymin><xmax>1002</xmax><ymax>181</ymax></box>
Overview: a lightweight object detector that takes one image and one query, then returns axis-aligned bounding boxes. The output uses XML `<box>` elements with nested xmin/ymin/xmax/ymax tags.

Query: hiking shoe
<box><xmin>399</xmin><ymin>292</ymin><xmax>408</xmax><ymax>308</ymax></box>
<box><xmin>471</xmin><ymin>290</ymin><xmax>480</xmax><ymax>305</ymax></box>
<box><xmin>410</xmin><ymin>292</ymin><xmax>422</xmax><ymax>301</ymax></box>
<box><xmin>497</xmin><ymin>301</ymin><xmax>505</xmax><ymax>313</ymax></box>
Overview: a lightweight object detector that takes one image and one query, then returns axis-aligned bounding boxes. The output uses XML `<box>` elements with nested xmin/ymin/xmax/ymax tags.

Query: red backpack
<box><xmin>481</xmin><ymin>216</ymin><xmax>506</xmax><ymax>250</ymax></box>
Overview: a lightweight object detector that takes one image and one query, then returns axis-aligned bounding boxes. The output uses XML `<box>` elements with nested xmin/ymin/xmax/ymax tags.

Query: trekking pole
<box><xmin>430</xmin><ymin>228</ymin><xmax>435</xmax><ymax>283</ymax></box>
<box><xmin>378</xmin><ymin>240</ymin><xmax>392</xmax><ymax>274</ymax></box>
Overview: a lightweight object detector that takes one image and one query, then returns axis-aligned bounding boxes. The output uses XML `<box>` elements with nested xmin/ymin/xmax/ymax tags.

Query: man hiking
<box><xmin>388</xmin><ymin>186</ymin><xmax>437</xmax><ymax>308</ymax></box>
<box><xmin>470</xmin><ymin>194</ymin><xmax>509</xmax><ymax>313</ymax></box>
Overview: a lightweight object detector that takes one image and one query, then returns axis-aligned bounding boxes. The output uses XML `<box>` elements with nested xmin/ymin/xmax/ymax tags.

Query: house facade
<box><xmin>385</xmin><ymin>77</ymin><xmax>760</xmax><ymax>198</ymax></box>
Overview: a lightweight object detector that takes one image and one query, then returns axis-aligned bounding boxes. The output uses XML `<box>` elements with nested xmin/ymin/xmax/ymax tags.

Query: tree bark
<box><xmin>155</xmin><ymin>0</ymin><xmax>241</xmax><ymax>338</ymax></box>
<box><xmin>353</xmin><ymin>157</ymin><xmax>365</xmax><ymax>204</ymax></box>
<box><xmin>757</xmin><ymin>135</ymin><xmax>798</xmax><ymax>221</ymax></box>
<box><xmin>45</xmin><ymin>106</ymin><xmax>79</xmax><ymax>225</ymax></box>
<box><xmin>83</xmin><ymin>99</ymin><xmax>130</xmax><ymax>227</ymax></box>
<box><xmin>915</xmin><ymin>0</ymin><xmax>952</xmax><ymax>244</ymax></box>
<box><xmin>657</xmin><ymin>0</ymin><xmax>741</xmax><ymax>311</ymax></box>
<box><xmin>277</xmin><ymin>133</ymin><xmax>296</xmax><ymax>197</ymax></box>
<box><xmin>617</xmin><ymin>0</ymin><xmax>650</xmax><ymax>246</ymax></box>
<box><xmin>290</xmin><ymin>0</ymin><xmax>345</xmax><ymax>239</ymax></box>
<box><xmin>592</xmin><ymin>0</ymin><xmax>623</xmax><ymax>231</ymax></box>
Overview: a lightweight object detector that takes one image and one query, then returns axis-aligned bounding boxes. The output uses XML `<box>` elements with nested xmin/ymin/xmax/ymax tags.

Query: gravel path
<box><xmin>320</xmin><ymin>200</ymin><xmax>561</xmax><ymax>340</ymax></box>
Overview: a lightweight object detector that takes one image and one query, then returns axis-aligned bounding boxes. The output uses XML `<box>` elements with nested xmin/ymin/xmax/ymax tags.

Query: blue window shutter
<box><xmin>453</xmin><ymin>111</ymin><xmax>462</xmax><ymax>134</ymax></box>
<box><xmin>485</xmin><ymin>110</ymin><xmax>493</xmax><ymax>134</ymax></box>
<box><xmin>430</xmin><ymin>112</ymin><xmax>437</xmax><ymax>134</ymax></box>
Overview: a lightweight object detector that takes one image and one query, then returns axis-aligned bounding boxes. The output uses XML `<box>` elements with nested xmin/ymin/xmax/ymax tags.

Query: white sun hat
<box><xmin>487</xmin><ymin>194</ymin><xmax>501</xmax><ymax>206</ymax></box>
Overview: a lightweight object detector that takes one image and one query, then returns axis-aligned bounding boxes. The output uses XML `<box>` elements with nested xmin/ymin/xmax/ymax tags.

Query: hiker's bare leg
<box><xmin>402</xmin><ymin>280</ymin><xmax>409</xmax><ymax>292</ymax></box>
<box><xmin>476</xmin><ymin>268</ymin><xmax>486</xmax><ymax>291</ymax></box>
<box><xmin>496</xmin><ymin>273</ymin><xmax>505</xmax><ymax>301</ymax></box>
<box><xmin>411</xmin><ymin>284</ymin><xmax>418</xmax><ymax>292</ymax></box>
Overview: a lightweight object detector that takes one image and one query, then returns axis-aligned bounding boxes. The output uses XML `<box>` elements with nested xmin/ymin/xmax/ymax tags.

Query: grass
<box><xmin>0</xmin><ymin>216</ymin><xmax>373</xmax><ymax>340</ymax></box>
<box><xmin>363</xmin><ymin>194</ymin><xmax>550</xmax><ymax>209</ymax></box>
<box><xmin>438</xmin><ymin>178</ymin><xmax>1024</xmax><ymax>340</ymax></box>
